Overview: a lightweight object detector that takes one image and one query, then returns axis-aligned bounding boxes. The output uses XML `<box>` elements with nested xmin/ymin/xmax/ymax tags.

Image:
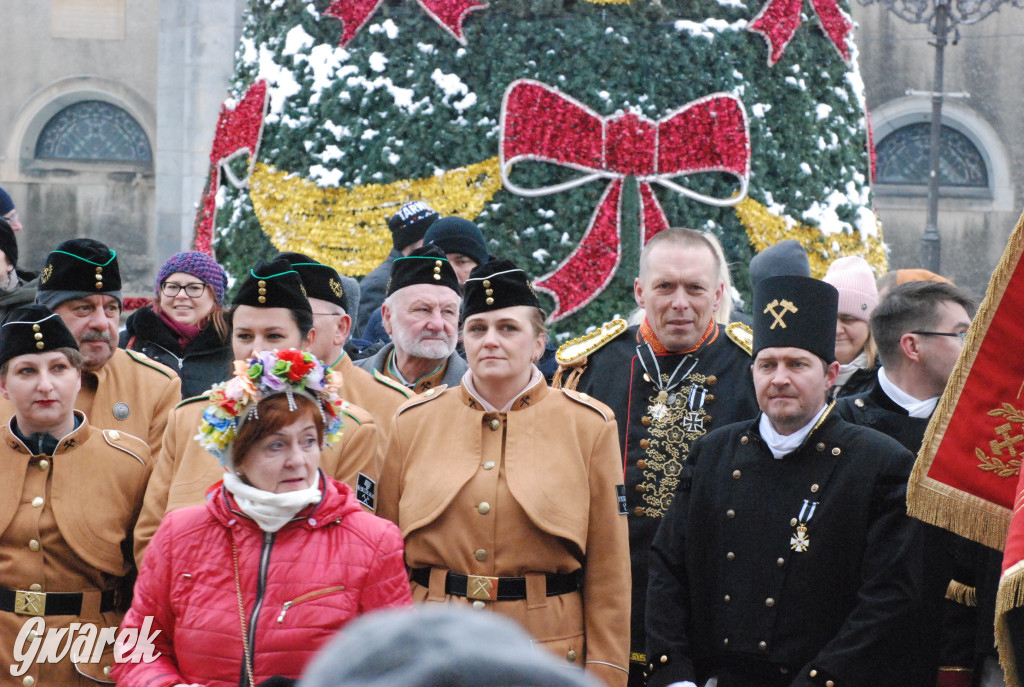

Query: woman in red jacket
<box><xmin>113</xmin><ymin>349</ymin><xmax>412</xmax><ymax>687</ymax></box>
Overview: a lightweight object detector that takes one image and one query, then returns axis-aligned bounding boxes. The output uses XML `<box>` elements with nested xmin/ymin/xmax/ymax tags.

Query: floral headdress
<box><xmin>196</xmin><ymin>349</ymin><xmax>345</xmax><ymax>467</ymax></box>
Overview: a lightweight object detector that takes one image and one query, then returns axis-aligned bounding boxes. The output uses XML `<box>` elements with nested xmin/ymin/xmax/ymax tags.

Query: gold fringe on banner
<box><xmin>945</xmin><ymin>579</ymin><xmax>978</xmax><ymax>607</ymax></box>
<box><xmin>907</xmin><ymin>209</ymin><xmax>1024</xmax><ymax>552</ymax></box>
<box><xmin>997</xmin><ymin>559</ymin><xmax>1024</xmax><ymax>687</ymax></box>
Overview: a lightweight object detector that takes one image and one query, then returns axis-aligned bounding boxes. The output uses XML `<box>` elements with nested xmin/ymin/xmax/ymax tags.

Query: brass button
<box><xmin>726</xmin><ymin>552</ymin><xmax>735</xmax><ymax>560</ymax></box>
<box><xmin>579</xmin><ymin>393</ymin><xmax>590</xmax><ymax>400</ymax></box>
<box><xmin>765</xmin><ymin>598</ymin><xmax>775</xmax><ymax>607</ymax></box>
<box><xmin>28</xmin><ymin>540</ymin><xmax>39</xmax><ymax>552</ymax></box>
<box><xmin>29</xmin><ymin>584</ymin><xmax>41</xmax><ymax>592</ymax></box>
<box><xmin>705</xmin><ymin>415</ymin><xmax>712</xmax><ymax>423</ymax></box>
<box><xmin>477</xmin><ymin>502</ymin><xmax>491</xmax><ymax>515</ymax></box>
<box><xmin>810</xmin><ymin>670</ymin><xmax>818</xmax><ymax>678</ymax></box>
<box><xmin>832</xmin><ymin>447</ymin><xmax>841</xmax><ymax>456</ymax></box>
<box><xmin>816</xmin><ymin>442</ymin><xmax>825</xmax><ymax>452</ymax></box>
<box><xmin>35</xmin><ymin>342</ymin><xmax>44</xmax><ymax>350</ymax></box>
<box><xmin>489</xmin><ymin>418</ymin><xmax>500</xmax><ymax>431</ymax></box>
<box><xmin>32</xmin><ymin>324</ymin><xmax>40</xmax><ymax>332</ymax></box>
<box><xmin>31</xmin><ymin>497</ymin><xmax>43</xmax><ymax>508</ymax></box>
<box><xmin>641</xmin><ymin>416</ymin><xmax>652</xmax><ymax>426</ymax></box>
<box><xmin>424</xmin><ymin>388</ymin><xmax>436</xmax><ymax>397</ymax></box>
<box><xmin>37</xmin><ymin>460</ymin><xmax>48</xmax><ymax>471</ymax></box>
<box><xmin>636</xmin><ymin>459</ymin><xmax>648</xmax><ymax>469</ymax></box>
<box><xmin>567</xmin><ymin>650</ymin><xmax>577</xmax><ymax>663</ymax></box>
<box><xmin>33</xmin><ymin>332</ymin><xmax>42</xmax><ymax>341</ymax></box>
<box><xmin>726</xmin><ymin>509</ymin><xmax>735</xmax><ymax>518</ymax></box>
<box><xmin>482</xmin><ymin>280</ymin><xmax>491</xmax><ymax>288</ymax></box>
<box><xmin>634</xmin><ymin>483</ymin><xmax>645</xmax><ymax>493</ymax></box>
<box><xmin>732</xmin><ymin>470</ymin><xmax>741</xmax><ymax>479</ymax></box>
<box><xmin>23</xmin><ymin>677</ymin><xmax>35</xmax><ymax>687</ymax></box>
<box><xmin>740</xmin><ymin>436</ymin><xmax>749</xmax><ymax>445</ymax></box>
<box><xmin>811</xmin><ymin>484</ymin><xmax>819</xmax><ymax>493</ymax></box>
<box><xmin>660</xmin><ymin>655</ymin><xmax>668</xmax><ymax>663</ymax></box>
<box><xmin>474</xmin><ymin>549</ymin><xmax>488</xmax><ymax>561</ymax></box>
<box><xmin>258</xmin><ymin>296</ymin><xmax>266</xmax><ymax>304</ymax></box>
<box><xmin>707</xmin><ymin>375</ymin><xmax>717</xmax><ymax>385</ymax></box>
<box><xmin>826</xmin><ymin>682</ymin><xmax>834</xmax><ymax>687</ymax></box>
<box><xmin>482</xmin><ymin>461</ymin><xmax>495</xmax><ymax>470</ymax></box>
<box><xmin>723</xmin><ymin>595</ymin><xmax>730</xmax><ymax>602</ymax></box>
<box><xmin>258</xmin><ymin>280</ymin><xmax>267</xmax><ymax>287</ymax></box>
<box><xmin>790</xmin><ymin>518</ymin><xmax>798</xmax><ymax>526</ymax></box>
<box><xmin>758</xmin><ymin>641</ymin><xmax>767</xmax><ymax>651</ymax></box>
<box><xmin>104</xmin><ymin>666</ymin><xmax>112</xmax><ymax>677</ymax></box>
<box><xmin>110</xmin><ymin>430</ymin><xmax>121</xmax><ymax>441</ymax></box>
<box><xmin>854</xmin><ymin>398</ymin><xmax>865</xmax><ymax>407</ymax></box>
<box><xmin>777</xmin><ymin>557</ymin><xmax>785</xmax><ymax>566</ymax></box>
<box><xmin>472</xmin><ymin>600</ymin><xmax>485</xmax><ymax>610</ymax></box>
<box><xmin>643</xmin><ymin>373</ymin><xmax>651</xmax><ymax>382</ymax></box>
<box><xmin>484</xmin><ymin>288</ymin><xmax>492</xmax><ymax>296</ymax></box>
<box><xmin>706</xmin><ymin>394</ymin><xmax>715</xmax><ymax>402</ymax></box>
<box><xmin>634</xmin><ymin>507</ymin><xmax>644</xmax><ymax>516</ymax></box>
<box><xmin>486</xmin><ymin>297</ymin><xmax>494</xmax><ymax>305</ymax></box>
<box><xmin>640</xmin><ymin>439</ymin><xmax>650</xmax><ymax>449</ymax></box>
<box><xmin>723</xmin><ymin>638</ymin><xmax>729</xmax><ymax>646</ymax></box>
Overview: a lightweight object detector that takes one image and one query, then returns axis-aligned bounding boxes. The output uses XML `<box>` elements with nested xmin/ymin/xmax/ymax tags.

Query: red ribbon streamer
<box><xmin>749</xmin><ymin>0</ymin><xmax>853</xmax><ymax>66</ymax></box>
<box><xmin>194</xmin><ymin>81</ymin><xmax>268</xmax><ymax>256</ymax></box>
<box><xmin>326</xmin><ymin>0</ymin><xmax>487</xmax><ymax>47</ymax></box>
<box><xmin>499</xmin><ymin>79</ymin><xmax>750</xmax><ymax>321</ymax></box>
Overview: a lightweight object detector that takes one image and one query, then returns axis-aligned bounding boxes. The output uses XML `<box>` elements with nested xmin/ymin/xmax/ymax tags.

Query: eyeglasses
<box><xmin>160</xmin><ymin>282</ymin><xmax>208</xmax><ymax>298</ymax></box>
<box><xmin>911</xmin><ymin>330</ymin><xmax>967</xmax><ymax>344</ymax></box>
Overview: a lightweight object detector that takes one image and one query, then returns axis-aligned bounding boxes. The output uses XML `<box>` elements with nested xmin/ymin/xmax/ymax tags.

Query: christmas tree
<box><xmin>198</xmin><ymin>0</ymin><xmax>884</xmax><ymax>337</ymax></box>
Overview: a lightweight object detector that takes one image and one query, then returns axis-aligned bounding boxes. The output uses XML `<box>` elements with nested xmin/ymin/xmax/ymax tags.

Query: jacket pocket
<box><xmin>277</xmin><ymin>586</ymin><xmax>348</xmax><ymax>624</ymax></box>
<box><xmin>533</xmin><ymin>630</ymin><xmax>585</xmax><ymax>667</ymax></box>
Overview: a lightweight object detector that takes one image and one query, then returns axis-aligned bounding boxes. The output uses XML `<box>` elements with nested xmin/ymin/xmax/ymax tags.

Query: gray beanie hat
<box><xmin>299</xmin><ymin>607</ymin><xmax>600</xmax><ymax>687</ymax></box>
<box><xmin>748</xmin><ymin>239</ymin><xmax>811</xmax><ymax>290</ymax></box>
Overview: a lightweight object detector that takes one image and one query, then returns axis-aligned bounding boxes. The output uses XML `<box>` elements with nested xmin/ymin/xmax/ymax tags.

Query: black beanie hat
<box><xmin>388</xmin><ymin>201</ymin><xmax>439</xmax><ymax>252</ymax></box>
<box><xmin>233</xmin><ymin>259</ymin><xmax>311</xmax><ymax>314</ymax></box>
<box><xmin>0</xmin><ymin>218</ymin><xmax>16</xmax><ymax>268</ymax></box>
<box><xmin>274</xmin><ymin>252</ymin><xmax>359</xmax><ymax>316</ymax></box>
<box><xmin>753</xmin><ymin>275</ymin><xmax>838</xmax><ymax>363</ymax></box>
<box><xmin>0</xmin><ymin>305</ymin><xmax>79</xmax><ymax>369</ymax></box>
<box><xmin>424</xmin><ymin>217</ymin><xmax>488</xmax><ymax>267</ymax></box>
<box><xmin>386</xmin><ymin>245</ymin><xmax>460</xmax><ymax>297</ymax></box>
<box><xmin>462</xmin><ymin>258</ymin><xmax>541</xmax><ymax>319</ymax></box>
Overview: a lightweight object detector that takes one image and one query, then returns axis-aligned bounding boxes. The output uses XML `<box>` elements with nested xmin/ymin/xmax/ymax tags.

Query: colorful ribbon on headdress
<box><xmin>749</xmin><ymin>0</ymin><xmax>853</xmax><ymax>66</ymax></box>
<box><xmin>499</xmin><ymin>79</ymin><xmax>750</xmax><ymax>321</ymax></box>
<box><xmin>326</xmin><ymin>0</ymin><xmax>487</xmax><ymax>47</ymax></box>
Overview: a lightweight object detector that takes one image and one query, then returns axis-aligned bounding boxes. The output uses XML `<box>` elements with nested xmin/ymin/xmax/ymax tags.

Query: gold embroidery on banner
<box><xmin>975</xmin><ymin>403</ymin><xmax>1024</xmax><ymax>478</ymax></box>
<box><xmin>638</xmin><ymin>372</ymin><xmax>712</xmax><ymax>518</ymax></box>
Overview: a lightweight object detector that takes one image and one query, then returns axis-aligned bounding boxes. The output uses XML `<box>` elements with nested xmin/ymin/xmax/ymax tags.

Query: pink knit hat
<box><xmin>823</xmin><ymin>256</ymin><xmax>878</xmax><ymax>320</ymax></box>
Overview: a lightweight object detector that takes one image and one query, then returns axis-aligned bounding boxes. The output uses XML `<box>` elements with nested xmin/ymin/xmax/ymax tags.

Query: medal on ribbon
<box><xmin>790</xmin><ymin>499</ymin><xmax>818</xmax><ymax>553</ymax></box>
<box><xmin>637</xmin><ymin>345</ymin><xmax>699</xmax><ymax>423</ymax></box>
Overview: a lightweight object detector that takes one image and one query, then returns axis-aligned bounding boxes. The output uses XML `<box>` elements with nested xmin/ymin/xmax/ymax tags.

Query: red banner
<box><xmin>499</xmin><ymin>79</ymin><xmax>750</xmax><ymax>321</ymax></box>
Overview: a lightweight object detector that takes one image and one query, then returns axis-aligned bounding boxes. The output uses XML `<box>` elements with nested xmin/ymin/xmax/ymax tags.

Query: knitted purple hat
<box><xmin>156</xmin><ymin>251</ymin><xmax>228</xmax><ymax>303</ymax></box>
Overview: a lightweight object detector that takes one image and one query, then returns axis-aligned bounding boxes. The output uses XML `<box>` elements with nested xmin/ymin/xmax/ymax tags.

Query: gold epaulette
<box><xmin>726</xmin><ymin>321</ymin><xmax>753</xmax><ymax>356</ymax></box>
<box><xmin>556</xmin><ymin>318</ymin><xmax>628</xmax><ymax>367</ymax></box>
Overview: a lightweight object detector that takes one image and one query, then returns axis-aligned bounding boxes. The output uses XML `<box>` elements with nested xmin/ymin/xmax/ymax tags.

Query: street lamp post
<box><xmin>858</xmin><ymin>0</ymin><xmax>1024</xmax><ymax>273</ymax></box>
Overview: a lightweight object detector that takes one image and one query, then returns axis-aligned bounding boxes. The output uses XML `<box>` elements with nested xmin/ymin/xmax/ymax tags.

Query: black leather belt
<box><xmin>411</xmin><ymin>568</ymin><xmax>581</xmax><ymax>601</ymax></box>
<box><xmin>0</xmin><ymin>586</ymin><xmax>116</xmax><ymax>616</ymax></box>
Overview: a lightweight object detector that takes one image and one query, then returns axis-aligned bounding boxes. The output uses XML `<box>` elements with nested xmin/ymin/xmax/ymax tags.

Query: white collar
<box><xmin>758</xmin><ymin>404</ymin><xmax>829</xmax><ymax>459</ymax></box>
<box><xmin>877</xmin><ymin>367</ymin><xmax>939</xmax><ymax>419</ymax></box>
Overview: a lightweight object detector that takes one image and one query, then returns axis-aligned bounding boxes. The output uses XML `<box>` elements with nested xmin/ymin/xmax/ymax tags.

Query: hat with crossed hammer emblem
<box><xmin>753</xmin><ymin>275</ymin><xmax>838</xmax><ymax>363</ymax></box>
<box><xmin>274</xmin><ymin>252</ymin><xmax>360</xmax><ymax>316</ymax></box>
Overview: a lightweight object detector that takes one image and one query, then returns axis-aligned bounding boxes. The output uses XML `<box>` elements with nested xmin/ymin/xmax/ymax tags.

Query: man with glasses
<box><xmin>0</xmin><ymin>186</ymin><xmax>23</xmax><ymax>232</ymax></box>
<box><xmin>836</xmin><ymin>279</ymin><xmax>978</xmax><ymax>685</ymax></box>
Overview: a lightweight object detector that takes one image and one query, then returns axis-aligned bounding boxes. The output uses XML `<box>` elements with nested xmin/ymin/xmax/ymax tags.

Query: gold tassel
<box><xmin>945</xmin><ymin>580</ymin><xmax>978</xmax><ymax>607</ymax></box>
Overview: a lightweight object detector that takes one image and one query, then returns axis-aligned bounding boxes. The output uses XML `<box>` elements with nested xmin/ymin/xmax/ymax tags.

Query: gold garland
<box><xmin>250</xmin><ymin>157</ymin><xmax>503</xmax><ymax>276</ymax></box>
<box><xmin>734</xmin><ymin>196</ymin><xmax>887</xmax><ymax>277</ymax></box>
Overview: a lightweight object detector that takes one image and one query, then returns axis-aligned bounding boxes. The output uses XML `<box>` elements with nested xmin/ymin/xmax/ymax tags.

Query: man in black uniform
<box><xmin>646</xmin><ymin>275</ymin><xmax>923</xmax><ymax>687</ymax></box>
<box><xmin>836</xmin><ymin>280</ymin><xmax>989</xmax><ymax>686</ymax></box>
<box><xmin>554</xmin><ymin>227</ymin><xmax>757</xmax><ymax>686</ymax></box>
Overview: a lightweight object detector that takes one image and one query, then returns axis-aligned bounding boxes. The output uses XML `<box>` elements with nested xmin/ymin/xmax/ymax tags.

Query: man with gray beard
<box><xmin>355</xmin><ymin>244</ymin><xmax>467</xmax><ymax>399</ymax></box>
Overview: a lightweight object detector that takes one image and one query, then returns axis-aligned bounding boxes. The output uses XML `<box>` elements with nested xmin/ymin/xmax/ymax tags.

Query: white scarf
<box><xmin>463</xmin><ymin>365</ymin><xmax>543</xmax><ymax>412</ymax></box>
<box><xmin>758</xmin><ymin>404</ymin><xmax>829</xmax><ymax>459</ymax></box>
<box><xmin>877</xmin><ymin>367</ymin><xmax>939</xmax><ymax>419</ymax></box>
<box><xmin>835</xmin><ymin>350</ymin><xmax>870</xmax><ymax>389</ymax></box>
<box><xmin>222</xmin><ymin>472</ymin><xmax>322</xmax><ymax>533</ymax></box>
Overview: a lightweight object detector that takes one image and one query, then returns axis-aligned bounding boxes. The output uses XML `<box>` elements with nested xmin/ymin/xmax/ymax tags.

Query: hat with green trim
<box><xmin>36</xmin><ymin>238</ymin><xmax>122</xmax><ymax>309</ymax></box>
<box><xmin>233</xmin><ymin>258</ymin><xmax>311</xmax><ymax>313</ymax></box>
<box><xmin>385</xmin><ymin>245</ymin><xmax>460</xmax><ymax>297</ymax></box>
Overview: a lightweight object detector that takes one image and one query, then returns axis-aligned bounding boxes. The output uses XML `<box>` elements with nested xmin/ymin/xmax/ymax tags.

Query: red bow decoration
<box><xmin>749</xmin><ymin>0</ymin><xmax>853</xmax><ymax>66</ymax></box>
<box><xmin>194</xmin><ymin>81</ymin><xmax>268</xmax><ymax>255</ymax></box>
<box><xmin>326</xmin><ymin>0</ymin><xmax>487</xmax><ymax>47</ymax></box>
<box><xmin>499</xmin><ymin>79</ymin><xmax>750</xmax><ymax>322</ymax></box>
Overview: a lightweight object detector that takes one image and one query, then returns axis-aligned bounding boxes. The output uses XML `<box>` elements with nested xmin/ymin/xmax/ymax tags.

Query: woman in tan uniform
<box><xmin>379</xmin><ymin>259</ymin><xmax>631</xmax><ymax>687</ymax></box>
<box><xmin>0</xmin><ymin>305</ymin><xmax>151</xmax><ymax>685</ymax></box>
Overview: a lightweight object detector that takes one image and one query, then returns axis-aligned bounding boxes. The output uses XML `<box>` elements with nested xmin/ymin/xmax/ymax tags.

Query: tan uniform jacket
<box><xmin>0</xmin><ymin>349</ymin><xmax>181</xmax><ymax>463</ymax></box>
<box><xmin>378</xmin><ymin>381</ymin><xmax>630</xmax><ymax>687</ymax></box>
<box><xmin>0</xmin><ymin>413</ymin><xmax>151</xmax><ymax>685</ymax></box>
<box><xmin>331</xmin><ymin>353</ymin><xmax>406</xmax><ymax>436</ymax></box>
<box><xmin>133</xmin><ymin>394</ymin><xmax>380</xmax><ymax>566</ymax></box>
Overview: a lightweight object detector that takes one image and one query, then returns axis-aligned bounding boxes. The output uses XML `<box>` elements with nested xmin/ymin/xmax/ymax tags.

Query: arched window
<box><xmin>35</xmin><ymin>100</ymin><xmax>152</xmax><ymax>163</ymax></box>
<box><xmin>875</xmin><ymin>122</ymin><xmax>988</xmax><ymax>189</ymax></box>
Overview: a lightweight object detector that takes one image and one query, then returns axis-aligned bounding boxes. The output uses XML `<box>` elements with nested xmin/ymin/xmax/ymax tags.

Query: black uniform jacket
<box><xmin>574</xmin><ymin>323</ymin><xmax>757</xmax><ymax>664</ymax></box>
<box><xmin>646</xmin><ymin>408</ymin><xmax>924</xmax><ymax>687</ymax></box>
